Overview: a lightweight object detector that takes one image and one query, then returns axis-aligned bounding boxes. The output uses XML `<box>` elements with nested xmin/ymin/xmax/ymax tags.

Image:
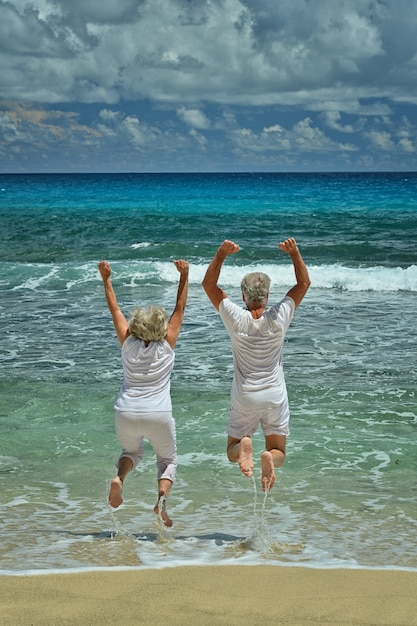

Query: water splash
<box><xmin>235</xmin><ymin>476</ymin><xmax>305</xmax><ymax>557</ymax></box>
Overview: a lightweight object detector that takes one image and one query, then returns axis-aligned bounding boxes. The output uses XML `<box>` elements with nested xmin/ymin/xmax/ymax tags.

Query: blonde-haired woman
<box><xmin>98</xmin><ymin>259</ymin><xmax>189</xmax><ymax>527</ymax></box>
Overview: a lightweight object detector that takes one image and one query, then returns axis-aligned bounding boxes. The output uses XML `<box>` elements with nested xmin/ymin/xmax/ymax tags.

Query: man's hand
<box><xmin>173</xmin><ymin>259</ymin><xmax>189</xmax><ymax>275</ymax></box>
<box><xmin>98</xmin><ymin>260</ymin><xmax>111</xmax><ymax>280</ymax></box>
<box><xmin>278</xmin><ymin>238</ymin><xmax>298</xmax><ymax>255</ymax></box>
<box><xmin>219</xmin><ymin>240</ymin><xmax>240</xmax><ymax>255</ymax></box>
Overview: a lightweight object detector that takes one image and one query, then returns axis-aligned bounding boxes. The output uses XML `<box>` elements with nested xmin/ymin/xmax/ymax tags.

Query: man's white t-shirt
<box><xmin>218</xmin><ymin>296</ymin><xmax>295</xmax><ymax>413</ymax></box>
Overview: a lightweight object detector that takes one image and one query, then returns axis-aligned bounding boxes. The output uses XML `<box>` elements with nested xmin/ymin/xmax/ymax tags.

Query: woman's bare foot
<box><xmin>261</xmin><ymin>451</ymin><xmax>276</xmax><ymax>492</ymax></box>
<box><xmin>154</xmin><ymin>494</ymin><xmax>173</xmax><ymax>528</ymax></box>
<box><xmin>108</xmin><ymin>477</ymin><xmax>123</xmax><ymax>508</ymax></box>
<box><xmin>239</xmin><ymin>436</ymin><xmax>254</xmax><ymax>478</ymax></box>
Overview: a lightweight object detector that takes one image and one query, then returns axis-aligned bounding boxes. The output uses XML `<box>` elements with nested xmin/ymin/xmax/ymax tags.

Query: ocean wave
<box><xmin>2</xmin><ymin>261</ymin><xmax>417</xmax><ymax>292</ymax></box>
<box><xmin>130</xmin><ymin>242</ymin><xmax>155</xmax><ymax>249</ymax></box>
<box><xmin>306</xmin><ymin>263</ymin><xmax>417</xmax><ymax>292</ymax></box>
<box><xmin>184</xmin><ymin>262</ymin><xmax>417</xmax><ymax>292</ymax></box>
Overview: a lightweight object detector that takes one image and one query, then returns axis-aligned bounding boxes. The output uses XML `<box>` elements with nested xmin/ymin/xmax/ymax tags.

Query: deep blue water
<box><xmin>2</xmin><ymin>171</ymin><xmax>417</xmax><ymax>265</ymax></box>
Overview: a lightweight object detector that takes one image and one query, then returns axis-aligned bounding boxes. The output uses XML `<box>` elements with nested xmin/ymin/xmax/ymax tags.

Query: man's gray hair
<box><xmin>240</xmin><ymin>272</ymin><xmax>271</xmax><ymax>306</ymax></box>
<box><xmin>128</xmin><ymin>305</ymin><xmax>169</xmax><ymax>342</ymax></box>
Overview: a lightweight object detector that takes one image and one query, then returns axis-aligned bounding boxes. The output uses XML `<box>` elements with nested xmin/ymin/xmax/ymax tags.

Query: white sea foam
<box><xmin>130</xmin><ymin>242</ymin><xmax>153</xmax><ymax>248</ymax></box>
<box><xmin>5</xmin><ymin>260</ymin><xmax>417</xmax><ymax>292</ymax></box>
<box><xmin>87</xmin><ymin>260</ymin><xmax>416</xmax><ymax>293</ymax></box>
<box><xmin>11</xmin><ymin>267</ymin><xmax>59</xmax><ymax>291</ymax></box>
<box><xmin>140</xmin><ymin>261</ymin><xmax>417</xmax><ymax>292</ymax></box>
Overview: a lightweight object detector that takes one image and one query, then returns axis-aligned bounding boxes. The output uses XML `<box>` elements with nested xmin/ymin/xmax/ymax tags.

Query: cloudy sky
<box><xmin>1</xmin><ymin>0</ymin><xmax>417</xmax><ymax>172</ymax></box>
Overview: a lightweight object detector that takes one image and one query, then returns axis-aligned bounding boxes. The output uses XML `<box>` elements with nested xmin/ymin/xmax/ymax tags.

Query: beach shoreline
<box><xmin>1</xmin><ymin>564</ymin><xmax>417</xmax><ymax>625</ymax></box>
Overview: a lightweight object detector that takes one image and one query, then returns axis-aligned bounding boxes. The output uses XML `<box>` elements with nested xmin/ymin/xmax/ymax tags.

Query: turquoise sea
<box><xmin>0</xmin><ymin>172</ymin><xmax>416</xmax><ymax>574</ymax></box>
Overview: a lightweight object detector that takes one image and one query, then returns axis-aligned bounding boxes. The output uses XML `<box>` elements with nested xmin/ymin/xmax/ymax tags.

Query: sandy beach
<box><xmin>1</xmin><ymin>565</ymin><xmax>417</xmax><ymax>625</ymax></box>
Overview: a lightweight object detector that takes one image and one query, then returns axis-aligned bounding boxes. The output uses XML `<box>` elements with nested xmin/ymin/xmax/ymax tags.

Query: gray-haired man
<box><xmin>202</xmin><ymin>238</ymin><xmax>310</xmax><ymax>491</ymax></box>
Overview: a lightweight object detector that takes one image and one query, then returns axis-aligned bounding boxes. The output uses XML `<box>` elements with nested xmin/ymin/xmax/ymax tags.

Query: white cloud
<box><xmin>177</xmin><ymin>106</ymin><xmax>211</xmax><ymax>130</ymax></box>
<box><xmin>366</xmin><ymin>130</ymin><xmax>395</xmax><ymax>151</ymax></box>
<box><xmin>398</xmin><ymin>137</ymin><xmax>414</xmax><ymax>153</ymax></box>
<box><xmin>98</xmin><ymin>109</ymin><xmax>120</xmax><ymax>123</ymax></box>
<box><xmin>230</xmin><ymin>116</ymin><xmax>357</xmax><ymax>156</ymax></box>
<box><xmin>263</xmin><ymin>124</ymin><xmax>284</xmax><ymax>134</ymax></box>
<box><xmin>322</xmin><ymin>111</ymin><xmax>365</xmax><ymax>133</ymax></box>
<box><xmin>119</xmin><ymin>115</ymin><xmax>146</xmax><ymax>146</ymax></box>
<box><xmin>189</xmin><ymin>128</ymin><xmax>208</xmax><ymax>148</ymax></box>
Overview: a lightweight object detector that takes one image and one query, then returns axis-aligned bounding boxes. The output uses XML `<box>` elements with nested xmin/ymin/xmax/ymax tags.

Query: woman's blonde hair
<box><xmin>128</xmin><ymin>305</ymin><xmax>169</xmax><ymax>342</ymax></box>
<box><xmin>240</xmin><ymin>272</ymin><xmax>271</xmax><ymax>306</ymax></box>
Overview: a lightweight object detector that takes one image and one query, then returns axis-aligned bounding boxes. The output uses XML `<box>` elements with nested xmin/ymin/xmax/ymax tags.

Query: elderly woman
<box><xmin>98</xmin><ymin>259</ymin><xmax>189</xmax><ymax>527</ymax></box>
<box><xmin>202</xmin><ymin>238</ymin><xmax>310</xmax><ymax>492</ymax></box>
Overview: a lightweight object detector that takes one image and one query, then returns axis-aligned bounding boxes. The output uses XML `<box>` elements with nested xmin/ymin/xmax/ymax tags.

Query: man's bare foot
<box><xmin>154</xmin><ymin>494</ymin><xmax>173</xmax><ymax>528</ymax></box>
<box><xmin>239</xmin><ymin>436</ymin><xmax>254</xmax><ymax>478</ymax></box>
<box><xmin>261</xmin><ymin>451</ymin><xmax>276</xmax><ymax>492</ymax></box>
<box><xmin>108</xmin><ymin>477</ymin><xmax>123</xmax><ymax>508</ymax></box>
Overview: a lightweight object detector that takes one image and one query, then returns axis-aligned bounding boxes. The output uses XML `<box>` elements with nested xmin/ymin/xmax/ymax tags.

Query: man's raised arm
<box><xmin>202</xmin><ymin>240</ymin><xmax>240</xmax><ymax>310</ymax></box>
<box><xmin>279</xmin><ymin>238</ymin><xmax>311</xmax><ymax>309</ymax></box>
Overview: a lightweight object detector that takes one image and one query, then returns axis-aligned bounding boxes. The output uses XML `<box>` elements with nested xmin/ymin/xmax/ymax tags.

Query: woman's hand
<box><xmin>98</xmin><ymin>260</ymin><xmax>111</xmax><ymax>280</ymax></box>
<box><xmin>173</xmin><ymin>259</ymin><xmax>189</xmax><ymax>275</ymax></box>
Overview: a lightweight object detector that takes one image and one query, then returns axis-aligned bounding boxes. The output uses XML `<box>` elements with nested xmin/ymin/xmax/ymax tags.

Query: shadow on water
<box><xmin>52</xmin><ymin>529</ymin><xmax>305</xmax><ymax>562</ymax></box>
<box><xmin>53</xmin><ymin>530</ymin><xmax>243</xmax><ymax>545</ymax></box>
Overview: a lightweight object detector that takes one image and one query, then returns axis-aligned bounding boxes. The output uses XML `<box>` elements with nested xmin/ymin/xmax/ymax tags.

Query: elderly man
<box><xmin>202</xmin><ymin>238</ymin><xmax>310</xmax><ymax>491</ymax></box>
